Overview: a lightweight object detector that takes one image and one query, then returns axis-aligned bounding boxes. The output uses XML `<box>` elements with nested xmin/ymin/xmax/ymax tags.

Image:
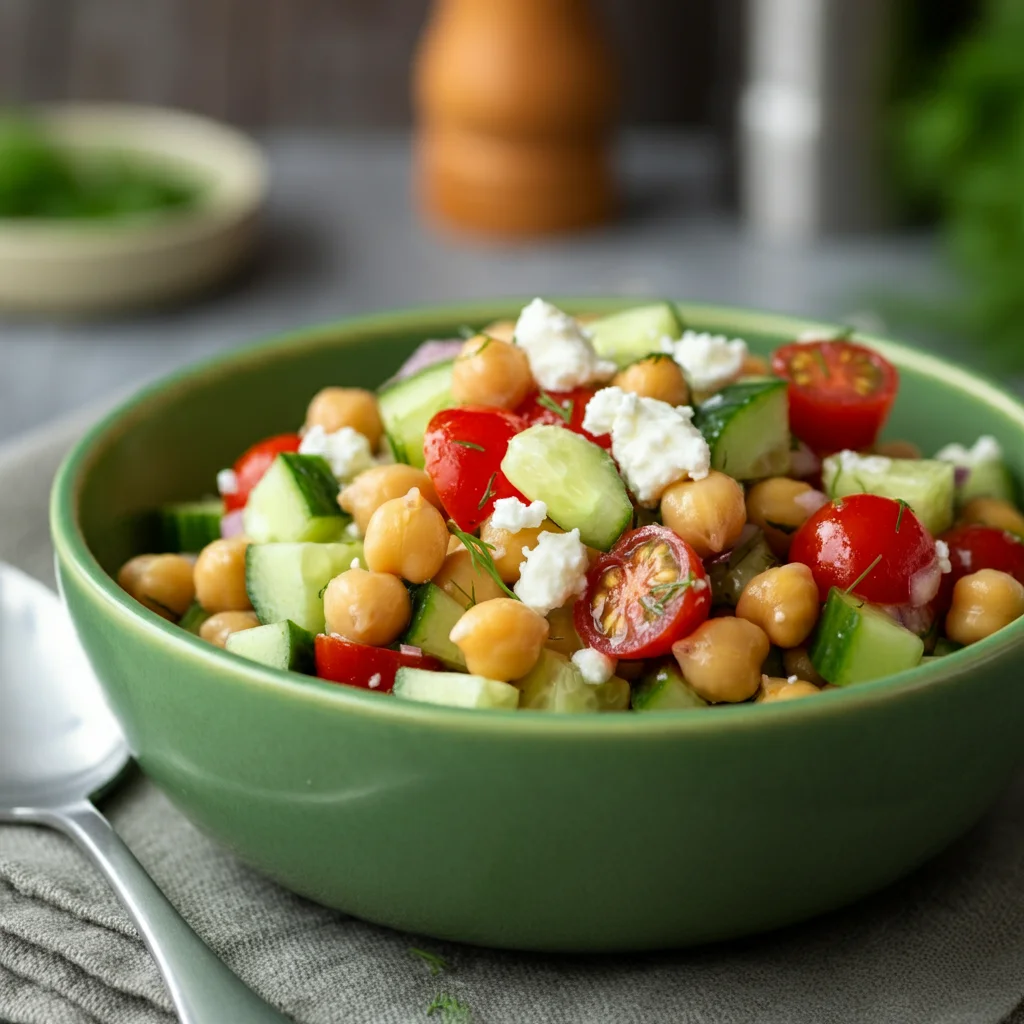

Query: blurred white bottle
<box><xmin>740</xmin><ymin>0</ymin><xmax>889</xmax><ymax>241</ymax></box>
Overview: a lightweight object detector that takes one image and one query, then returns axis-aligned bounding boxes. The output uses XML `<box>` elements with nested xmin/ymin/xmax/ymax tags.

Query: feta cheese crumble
<box><xmin>490</xmin><ymin>497</ymin><xmax>548</xmax><ymax>533</ymax></box>
<box><xmin>934</xmin><ymin>435</ymin><xmax>1003</xmax><ymax>467</ymax></box>
<box><xmin>217</xmin><ymin>469</ymin><xmax>238</xmax><ymax>496</ymax></box>
<box><xmin>935</xmin><ymin>539</ymin><xmax>952</xmax><ymax>575</ymax></box>
<box><xmin>299</xmin><ymin>425</ymin><xmax>374</xmax><ymax>482</ymax></box>
<box><xmin>349</xmin><ymin>557</ymin><xmax>362</xmax><ymax>570</ymax></box>
<box><xmin>571</xmin><ymin>648</ymin><xmax>617</xmax><ymax>685</ymax></box>
<box><xmin>834</xmin><ymin>449</ymin><xmax>893</xmax><ymax>475</ymax></box>
<box><xmin>513</xmin><ymin>298</ymin><xmax>617</xmax><ymax>391</ymax></box>
<box><xmin>582</xmin><ymin>386</ymin><xmax>711</xmax><ymax>506</ymax></box>
<box><xmin>660</xmin><ymin>330</ymin><xmax>747</xmax><ymax>393</ymax></box>
<box><xmin>367</xmin><ymin>673</ymin><xmax>382</xmax><ymax>690</ymax></box>
<box><xmin>514</xmin><ymin>528</ymin><xmax>590</xmax><ymax>616</ymax></box>
<box><xmin>344</xmin><ymin>520</ymin><xmax>363</xmax><ymax>539</ymax></box>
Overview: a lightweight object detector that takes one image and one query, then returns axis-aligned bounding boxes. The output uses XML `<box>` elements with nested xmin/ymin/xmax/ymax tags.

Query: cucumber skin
<box><xmin>377</xmin><ymin>360</ymin><xmax>456</xmax><ymax>469</ymax></box>
<box><xmin>403</xmin><ymin>584</ymin><xmax>467</xmax><ymax>670</ymax></box>
<box><xmin>225</xmin><ymin>619</ymin><xmax>316</xmax><ymax>674</ymax></box>
<box><xmin>244</xmin><ymin>454</ymin><xmax>346</xmax><ymax>544</ymax></box>
<box><xmin>631</xmin><ymin>662</ymin><xmax>707</xmax><ymax>711</ymax></box>
<box><xmin>178</xmin><ymin>601</ymin><xmax>211</xmax><ymax>635</ymax></box>
<box><xmin>394</xmin><ymin>668</ymin><xmax>520</xmax><ymax>710</ymax></box>
<box><xmin>159</xmin><ymin>499</ymin><xmax>223</xmax><ymax>553</ymax></box>
<box><xmin>707</xmin><ymin>528</ymin><xmax>778</xmax><ymax>608</ymax></box>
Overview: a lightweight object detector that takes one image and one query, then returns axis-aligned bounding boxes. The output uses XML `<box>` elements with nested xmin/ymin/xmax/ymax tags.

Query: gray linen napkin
<box><xmin>1</xmin><ymin>409</ymin><xmax>1023</xmax><ymax>1024</ymax></box>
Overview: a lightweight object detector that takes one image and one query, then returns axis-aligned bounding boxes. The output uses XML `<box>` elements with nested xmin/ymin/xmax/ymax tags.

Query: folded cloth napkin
<box><xmin>1</xmin><ymin>409</ymin><xmax>1023</xmax><ymax>1024</ymax></box>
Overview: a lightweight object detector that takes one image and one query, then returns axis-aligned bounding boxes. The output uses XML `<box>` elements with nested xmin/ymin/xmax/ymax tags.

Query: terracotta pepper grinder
<box><xmin>413</xmin><ymin>0</ymin><xmax>618</xmax><ymax>237</ymax></box>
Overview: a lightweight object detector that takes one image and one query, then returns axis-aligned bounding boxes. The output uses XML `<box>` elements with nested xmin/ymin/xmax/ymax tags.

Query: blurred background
<box><xmin>0</xmin><ymin>0</ymin><xmax>1019</xmax><ymax>442</ymax></box>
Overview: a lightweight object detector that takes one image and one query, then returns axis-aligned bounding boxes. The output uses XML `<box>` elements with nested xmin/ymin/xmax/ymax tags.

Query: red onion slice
<box><xmin>399</xmin><ymin>644</ymin><xmax>424</xmax><ymax>657</ymax></box>
<box><xmin>220</xmin><ymin>509</ymin><xmax>245</xmax><ymax>538</ymax></box>
<box><xmin>793</xmin><ymin>489</ymin><xmax>828</xmax><ymax>515</ymax></box>
<box><xmin>908</xmin><ymin>559</ymin><xmax>942</xmax><ymax>607</ymax></box>
<box><xmin>790</xmin><ymin>441</ymin><xmax>821</xmax><ymax>480</ymax></box>
<box><xmin>390</xmin><ymin>340</ymin><xmax>465</xmax><ymax>384</ymax></box>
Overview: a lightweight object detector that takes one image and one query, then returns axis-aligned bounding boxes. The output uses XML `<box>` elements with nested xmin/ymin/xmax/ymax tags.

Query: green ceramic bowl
<box><xmin>51</xmin><ymin>301</ymin><xmax>1024</xmax><ymax>952</ymax></box>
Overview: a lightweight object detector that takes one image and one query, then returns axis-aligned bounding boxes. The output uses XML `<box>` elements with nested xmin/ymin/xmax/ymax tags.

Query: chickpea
<box><xmin>200</xmin><ymin>610</ymin><xmax>260</xmax><ymax>648</ymax></box>
<box><xmin>482</xmin><ymin>319</ymin><xmax>516</xmax><ymax>343</ymax></box>
<box><xmin>323</xmin><ymin>569</ymin><xmax>411</xmax><ymax>646</ymax></box>
<box><xmin>193</xmin><ymin>537</ymin><xmax>251</xmax><ymax>613</ymax></box>
<box><xmin>545</xmin><ymin>601</ymin><xmax>583</xmax><ymax>657</ymax></box>
<box><xmin>741</xmin><ymin>353</ymin><xmax>769</xmax><ymax>377</ymax></box>
<box><xmin>362</xmin><ymin>489</ymin><xmax>449</xmax><ymax>583</ymax></box>
<box><xmin>875</xmin><ymin>439</ymin><xmax>921</xmax><ymax>460</ymax></box>
<box><xmin>339</xmin><ymin>464</ymin><xmax>442</xmax><ymax>534</ymax></box>
<box><xmin>451</xmin><ymin>334</ymin><xmax>534</xmax><ymax>410</ymax></box>
<box><xmin>432</xmin><ymin>548</ymin><xmax>507</xmax><ymax>609</ymax></box>
<box><xmin>672</xmin><ymin>617</ymin><xmax>770</xmax><ymax>703</ymax></box>
<box><xmin>449</xmin><ymin>598</ymin><xmax>549</xmax><ymax>681</ymax></box>
<box><xmin>480</xmin><ymin>518</ymin><xmax>563</xmax><ymax>583</ymax></box>
<box><xmin>945</xmin><ymin>568</ymin><xmax>1024</xmax><ymax>646</ymax></box>
<box><xmin>736</xmin><ymin>563</ymin><xmax>819</xmax><ymax>648</ymax></box>
<box><xmin>782</xmin><ymin>646</ymin><xmax>826</xmax><ymax>687</ymax></box>
<box><xmin>612</xmin><ymin>356</ymin><xmax>689</xmax><ymax>407</ymax></box>
<box><xmin>117</xmin><ymin>553</ymin><xmax>195</xmax><ymax>620</ymax></box>
<box><xmin>756</xmin><ymin>675</ymin><xmax>821</xmax><ymax>702</ymax></box>
<box><xmin>960</xmin><ymin>497</ymin><xmax>1024</xmax><ymax>538</ymax></box>
<box><xmin>660</xmin><ymin>471</ymin><xmax>746</xmax><ymax>558</ymax></box>
<box><xmin>305</xmin><ymin>387</ymin><xmax>383</xmax><ymax>450</ymax></box>
<box><xmin>746</xmin><ymin>477</ymin><xmax>820</xmax><ymax>557</ymax></box>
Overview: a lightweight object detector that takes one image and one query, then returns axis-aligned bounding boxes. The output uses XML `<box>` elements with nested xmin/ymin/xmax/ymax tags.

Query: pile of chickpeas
<box><xmin>118</xmin><ymin>324</ymin><xmax>1024</xmax><ymax>705</ymax></box>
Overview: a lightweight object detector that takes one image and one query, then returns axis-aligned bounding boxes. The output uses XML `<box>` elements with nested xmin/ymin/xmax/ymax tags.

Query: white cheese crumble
<box><xmin>934</xmin><ymin>435</ymin><xmax>1003</xmax><ymax>467</ymax></box>
<box><xmin>490</xmin><ymin>497</ymin><xmax>548</xmax><ymax>533</ymax></box>
<box><xmin>571</xmin><ymin>648</ymin><xmax>618</xmax><ymax>686</ymax></box>
<box><xmin>514</xmin><ymin>528</ymin><xmax>590</xmax><ymax>616</ymax></box>
<box><xmin>513</xmin><ymin>298</ymin><xmax>617</xmax><ymax>391</ymax></box>
<box><xmin>835</xmin><ymin>449</ymin><xmax>893</xmax><ymax>475</ymax></box>
<box><xmin>787</xmin><ymin>674</ymin><xmax>799</xmax><ymax>683</ymax></box>
<box><xmin>660</xmin><ymin>330</ymin><xmax>747</xmax><ymax>393</ymax></box>
<box><xmin>961</xmin><ymin>549</ymin><xmax>972</xmax><ymax>569</ymax></box>
<box><xmin>349</xmin><ymin>557</ymin><xmax>362</xmax><ymax>570</ymax></box>
<box><xmin>582</xmin><ymin>386</ymin><xmax>711</xmax><ymax>506</ymax></box>
<box><xmin>344</xmin><ymin>520</ymin><xmax>363</xmax><ymax>539</ymax></box>
<box><xmin>299</xmin><ymin>425</ymin><xmax>375</xmax><ymax>482</ymax></box>
<box><xmin>935</xmin><ymin>539</ymin><xmax>952</xmax><ymax>575</ymax></box>
<box><xmin>367</xmin><ymin>673</ymin><xmax>382</xmax><ymax>689</ymax></box>
<box><xmin>217</xmin><ymin>469</ymin><xmax>238</xmax><ymax>496</ymax></box>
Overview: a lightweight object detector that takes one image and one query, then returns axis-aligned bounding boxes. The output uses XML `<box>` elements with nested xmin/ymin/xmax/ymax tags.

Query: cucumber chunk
<box><xmin>394</xmin><ymin>667</ymin><xmax>520</xmax><ymax>710</ymax></box>
<box><xmin>933</xmin><ymin>437</ymin><xmax>1016</xmax><ymax>507</ymax></box>
<box><xmin>226</xmin><ymin>619</ymin><xmax>316</xmax><ymax>674</ymax></box>
<box><xmin>501</xmin><ymin>424</ymin><xmax>632</xmax><ymax>550</ymax></box>
<box><xmin>246</xmin><ymin>541</ymin><xmax>364</xmax><ymax>633</ymax></box>
<box><xmin>243</xmin><ymin>453</ymin><xmax>346</xmax><ymax>544</ymax></box>
<box><xmin>631</xmin><ymin>662</ymin><xmax>707</xmax><ymax>711</ymax></box>
<box><xmin>810</xmin><ymin>588</ymin><xmax>924</xmax><ymax>685</ymax></box>
<box><xmin>377</xmin><ymin>359</ymin><xmax>456</xmax><ymax>467</ymax></box>
<box><xmin>587</xmin><ymin>302</ymin><xmax>685</xmax><ymax>368</ymax></box>
<box><xmin>403</xmin><ymin>583</ymin><xmax>467</xmax><ymax>670</ymax></box>
<box><xmin>822</xmin><ymin>451</ymin><xmax>955</xmax><ymax>535</ymax></box>
<box><xmin>516</xmin><ymin>649</ymin><xmax>630</xmax><ymax>712</ymax></box>
<box><xmin>694</xmin><ymin>379</ymin><xmax>791</xmax><ymax>481</ymax></box>
<box><xmin>178</xmin><ymin>601</ymin><xmax>211</xmax><ymax>635</ymax></box>
<box><xmin>706</xmin><ymin>528</ymin><xmax>779</xmax><ymax>608</ymax></box>
<box><xmin>159</xmin><ymin>499</ymin><xmax>222</xmax><ymax>553</ymax></box>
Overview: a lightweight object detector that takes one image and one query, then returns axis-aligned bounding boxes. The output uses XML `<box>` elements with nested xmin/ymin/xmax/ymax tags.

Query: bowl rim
<box><xmin>50</xmin><ymin>298</ymin><xmax>1024</xmax><ymax>735</ymax></box>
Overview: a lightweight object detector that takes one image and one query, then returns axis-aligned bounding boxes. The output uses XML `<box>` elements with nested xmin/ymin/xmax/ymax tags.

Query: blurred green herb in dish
<box><xmin>0</xmin><ymin>114</ymin><xmax>202</xmax><ymax>221</ymax></box>
<box><xmin>894</xmin><ymin>0</ymin><xmax>1024</xmax><ymax>366</ymax></box>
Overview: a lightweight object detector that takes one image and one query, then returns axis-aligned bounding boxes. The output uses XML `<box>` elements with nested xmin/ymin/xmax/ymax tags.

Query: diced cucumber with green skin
<box><xmin>694</xmin><ymin>378</ymin><xmax>791</xmax><ymax>481</ymax></box>
<box><xmin>587</xmin><ymin>302</ymin><xmax>686</xmax><ymax>368</ymax></box>
<box><xmin>159</xmin><ymin>499</ymin><xmax>222</xmax><ymax>553</ymax></box>
<box><xmin>403</xmin><ymin>583</ymin><xmax>467</xmax><ymax>670</ymax></box>
<box><xmin>501</xmin><ymin>424</ymin><xmax>633</xmax><ymax>551</ymax></box>
<box><xmin>178</xmin><ymin>601</ymin><xmax>211</xmax><ymax>635</ymax></box>
<box><xmin>822</xmin><ymin>454</ymin><xmax>955</xmax><ymax>535</ymax></box>
<box><xmin>706</xmin><ymin>528</ymin><xmax>778</xmax><ymax>608</ymax></box>
<box><xmin>810</xmin><ymin>588</ymin><xmax>924</xmax><ymax>686</ymax></box>
<box><xmin>225</xmin><ymin>619</ymin><xmax>316</xmax><ymax>674</ymax></box>
<box><xmin>243</xmin><ymin>453</ymin><xmax>346</xmax><ymax>544</ymax></box>
<box><xmin>957</xmin><ymin>460</ymin><xmax>1016</xmax><ymax>507</ymax></box>
<box><xmin>631</xmin><ymin>662</ymin><xmax>707</xmax><ymax>711</ymax></box>
<box><xmin>516</xmin><ymin>650</ymin><xmax>630</xmax><ymax>712</ymax></box>
<box><xmin>377</xmin><ymin>359</ymin><xmax>455</xmax><ymax>468</ymax></box>
<box><xmin>245</xmin><ymin>541</ymin><xmax>363</xmax><ymax>633</ymax></box>
<box><xmin>393</xmin><ymin>667</ymin><xmax>520</xmax><ymax>710</ymax></box>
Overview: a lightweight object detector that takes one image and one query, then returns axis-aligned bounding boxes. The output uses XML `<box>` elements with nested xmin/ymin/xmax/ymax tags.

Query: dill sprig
<box><xmin>426</xmin><ymin>993</ymin><xmax>471</xmax><ymax>1022</ymax></box>
<box><xmin>536</xmin><ymin>391</ymin><xmax>573</xmax><ymax>424</ymax></box>
<box><xmin>448</xmin><ymin>523</ymin><xmax>518</xmax><ymax>600</ymax></box>
<box><xmin>845</xmin><ymin>554</ymin><xmax>882</xmax><ymax>594</ymax></box>
<box><xmin>410</xmin><ymin>947</ymin><xmax>449</xmax><ymax>976</ymax></box>
<box><xmin>453</xmin><ymin>439</ymin><xmax>485</xmax><ymax>452</ymax></box>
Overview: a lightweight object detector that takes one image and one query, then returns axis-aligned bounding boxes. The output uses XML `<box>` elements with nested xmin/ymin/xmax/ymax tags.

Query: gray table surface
<box><xmin>0</xmin><ymin>131</ymin><xmax>957</xmax><ymax>445</ymax></box>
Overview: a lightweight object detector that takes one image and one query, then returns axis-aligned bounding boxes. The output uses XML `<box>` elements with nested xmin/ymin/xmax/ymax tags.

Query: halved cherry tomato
<box><xmin>933</xmin><ymin>524</ymin><xmax>1024</xmax><ymax>613</ymax></box>
<box><xmin>575</xmin><ymin>525</ymin><xmax>710</xmax><ymax>659</ymax></box>
<box><xmin>314</xmin><ymin>635</ymin><xmax>442</xmax><ymax>693</ymax></box>
<box><xmin>516</xmin><ymin>387</ymin><xmax>612</xmax><ymax>450</ymax></box>
<box><xmin>223</xmin><ymin>433</ymin><xmax>302</xmax><ymax>512</ymax></box>
<box><xmin>423</xmin><ymin>407</ymin><xmax>526</xmax><ymax>532</ymax></box>
<box><xmin>772</xmin><ymin>340</ymin><xmax>898</xmax><ymax>455</ymax></box>
<box><xmin>789</xmin><ymin>494</ymin><xmax>940</xmax><ymax>606</ymax></box>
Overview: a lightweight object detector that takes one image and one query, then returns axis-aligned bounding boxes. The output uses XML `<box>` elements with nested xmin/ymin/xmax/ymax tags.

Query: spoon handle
<box><xmin>40</xmin><ymin>800</ymin><xmax>292</xmax><ymax>1024</ymax></box>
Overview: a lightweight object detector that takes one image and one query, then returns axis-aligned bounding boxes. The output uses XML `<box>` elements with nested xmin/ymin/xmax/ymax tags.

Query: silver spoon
<box><xmin>0</xmin><ymin>563</ymin><xmax>291</xmax><ymax>1024</ymax></box>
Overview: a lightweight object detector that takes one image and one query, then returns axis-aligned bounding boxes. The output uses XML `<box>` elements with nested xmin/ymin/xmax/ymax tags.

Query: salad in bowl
<box><xmin>116</xmin><ymin>299</ymin><xmax>1024</xmax><ymax>713</ymax></box>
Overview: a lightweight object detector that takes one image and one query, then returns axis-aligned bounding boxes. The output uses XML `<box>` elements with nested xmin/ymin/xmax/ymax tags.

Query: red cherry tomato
<box><xmin>223</xmin><ymin>433</ymin><xmax>302</xmax><ymax>512</ymax></box>
<box><xmin>423</xmin><ymin>407</ymin><xmax>526</xmax><ymax>532</ymax></box>
<box><xmin>933</xmin><ymin>525</ymin><xmax>1024</xmax><ymax>613</ymax></box>
<box><xmin>575</xmin><ymin>525</ymin><xmax>710</xmax><ymax>659</ymax></box>
<box><xmin>314</xmin><ymin>635</ymin><xmax>442</xmax><ymax>693</ymax></box>
<box><xmin>789</xmin><ymin>494</ymin><xmax>939</xmax><ymax>606</ymax></box>
<box><xmin>772</xmin><ymin>340</ymin><xmax>898</xmax><ymax>455</ymax></box>
<box><xmin>516</xmin><ymin>387</ymin><xmax>612</xmax><ymax>450</ymax></box>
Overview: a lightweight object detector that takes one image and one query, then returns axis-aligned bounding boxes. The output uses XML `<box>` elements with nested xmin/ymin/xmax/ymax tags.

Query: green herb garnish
<box><xmin>813</xmin><ymin>347</ymin><xmax>831</xmax><ymax>378</ymax></box>
<box><xmin>476</xmin><ymin>471</ymin><xmax>497</xmax><ymax>510</ymax></box>
<box><xmin>410</xmin><ymin>948</ymin><xmax>449</xmax><ymax>976</ymax></box>
<box><xmin>426</xmin><ymin>993</ymin><xmax>471</xmax><ymax>1022</ymax></box>
<box><xmin>453</xmin><ymin>440</ymin><xmax>485</xmax><ymax>452</ymax></box>
<box><xmin>895</xmin><ymin>499</ymin><xmax>910</xmax><ymax>533</ymax></box>
<box><xmin>449</xmin><ymin>579</ymin><xmax>477</xmax><ymax>608</ymax></box>
<box><xmin>642</xmin><ymin>572</ymin><xmax>697</xmax><ymax>615</ymax></box>
<box><xmin>448</xmin><ymin>524</ymin><xmax>517</xmax><ymax>600</ymax></box>
<box><xmin>845</xmin><ymin>555</ymin><xmax>882</xmax><ymax>595</ymax></box>
<box><xmin>536</xmin><ymin>391</ymin><xmax>573</xmax><ymax>424</ymax></box>
<box><xmin>385</xmin><ymin>431</ymin><xmax>410</xmax><ymax>465</ymax></box>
